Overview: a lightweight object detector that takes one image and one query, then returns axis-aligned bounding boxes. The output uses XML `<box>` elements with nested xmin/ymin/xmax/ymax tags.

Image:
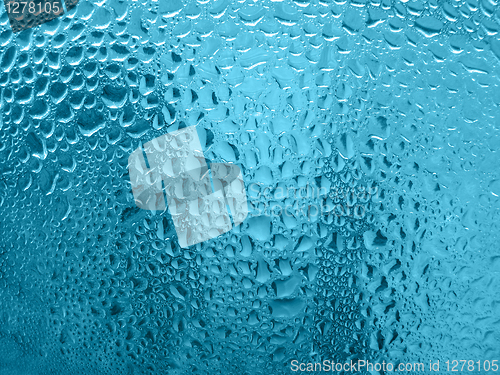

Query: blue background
<box><xmin>0</xmin><ymin>0</ymin><xmax>499</xmax><ymax>374</ymax></box>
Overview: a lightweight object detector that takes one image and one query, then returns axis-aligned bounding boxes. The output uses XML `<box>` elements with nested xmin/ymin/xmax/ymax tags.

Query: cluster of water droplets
<box><xmin>0</xmin><ymin>0</ymin><xmax>499</xmax><ymax>373</ymax></box>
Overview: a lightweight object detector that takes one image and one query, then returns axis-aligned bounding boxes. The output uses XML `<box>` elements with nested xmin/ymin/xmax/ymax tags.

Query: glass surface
<box><xmin>0</xmin><ymin>0</ymin><xmax>499</xmax><ymax>374</ymax></box>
